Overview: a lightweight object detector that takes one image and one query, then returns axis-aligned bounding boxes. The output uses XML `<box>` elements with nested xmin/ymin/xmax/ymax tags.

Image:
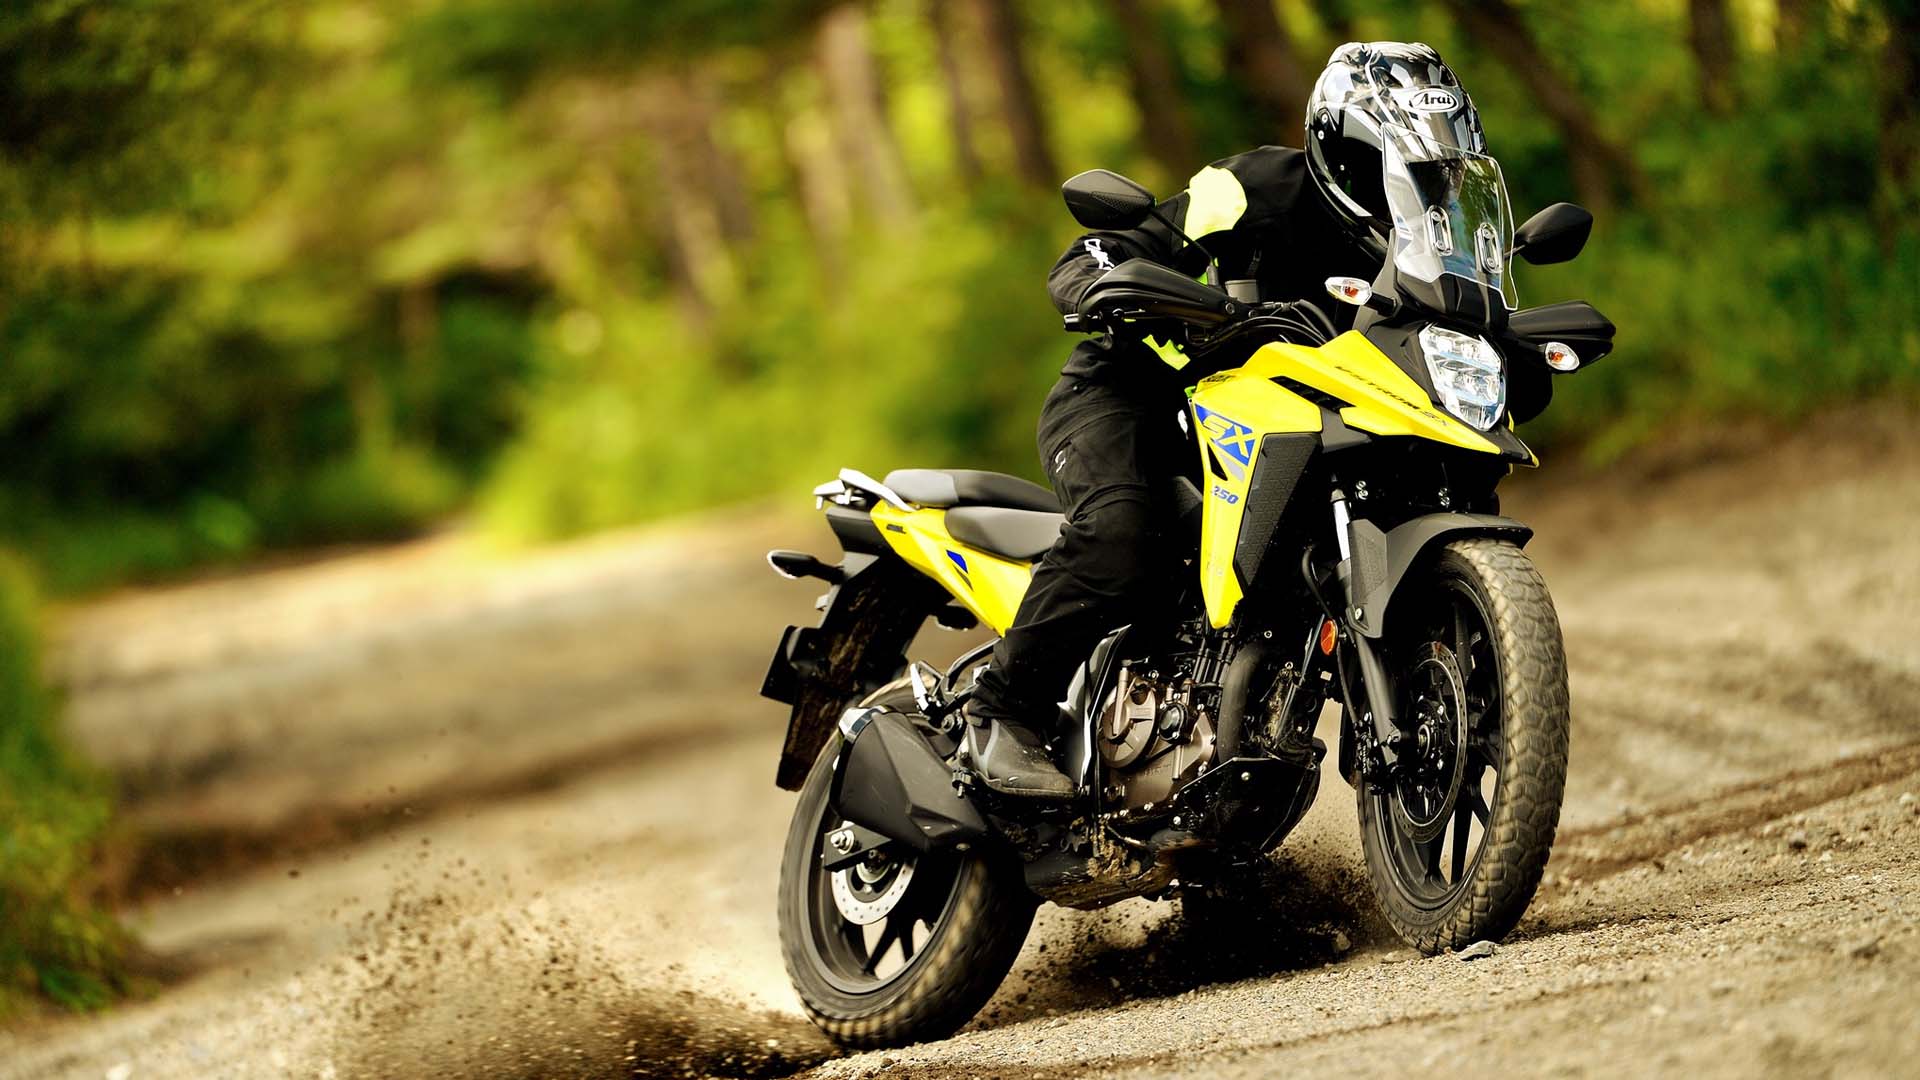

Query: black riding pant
<box><xmin>970</xmin><ymin>375</ymin><xmax>1179</xmax><ymax>730</ymax></box>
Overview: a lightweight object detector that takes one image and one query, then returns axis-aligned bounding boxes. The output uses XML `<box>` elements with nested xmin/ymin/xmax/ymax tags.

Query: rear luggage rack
<box><xmin>814</xmin><ymin>468</ymin><xmax>912</xmax><ymax>511</ymax></box>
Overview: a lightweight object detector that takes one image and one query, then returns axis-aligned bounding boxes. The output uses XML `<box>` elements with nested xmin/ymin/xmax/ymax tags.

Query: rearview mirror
<box><xmin>1062</xmin><ymin>169</ymin><xmax>1157</xmax><ymax>231</ymax></box>
<box><xmin>1512</xmin><ymin>202</ymin><xmax>1593</xmax><ymax>265</ymax></box>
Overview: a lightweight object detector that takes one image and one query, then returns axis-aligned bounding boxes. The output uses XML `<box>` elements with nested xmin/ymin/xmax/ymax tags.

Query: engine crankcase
<box><xmin>1098</xmin><ymin>664</ymin><xmax>1217</xmax><ymax>811</ymax></box>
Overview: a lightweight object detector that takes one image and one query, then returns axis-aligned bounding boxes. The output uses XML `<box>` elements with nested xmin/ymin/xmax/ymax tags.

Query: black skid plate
<box><xmin>1168</xmin><ymin>746</ymin><xmax>1324</xmax><ymax>852</ymax></box>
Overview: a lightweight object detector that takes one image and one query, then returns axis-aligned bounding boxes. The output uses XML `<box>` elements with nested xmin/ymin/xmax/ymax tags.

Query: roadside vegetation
<box><xmin>0</xmin><ymin>556</ymin><xmax>126</xmax><ymax>1016</ymax></box>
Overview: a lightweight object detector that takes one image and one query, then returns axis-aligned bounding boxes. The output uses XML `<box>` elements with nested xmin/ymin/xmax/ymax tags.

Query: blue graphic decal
<box><xmin>945</xmin><ymin>549</ymin><xmax>973</xmax><ymax>588</ymax></box>
<box><xmin>1193</xmin><ymin>403</ymin><xmax>1257</xmax><ymax>481</ymax></box>
<box><xmin>1194</xmin><ymin>404</ymin><xmax>1256</xmax><ymax>464</ymax></box>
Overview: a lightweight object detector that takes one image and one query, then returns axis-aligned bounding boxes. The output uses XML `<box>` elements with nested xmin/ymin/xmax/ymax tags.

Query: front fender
<box><xmin>1345</xmin><ymin>512</ymin><xmax>1533</xmax><ymax>639</ymax></box>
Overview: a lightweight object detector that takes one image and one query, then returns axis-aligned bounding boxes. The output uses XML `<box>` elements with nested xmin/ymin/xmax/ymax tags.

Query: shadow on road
<box><xmin>973</xmin><ymin>850</ymin><xmax>1382</xmax><ymax>1032</ymax></box>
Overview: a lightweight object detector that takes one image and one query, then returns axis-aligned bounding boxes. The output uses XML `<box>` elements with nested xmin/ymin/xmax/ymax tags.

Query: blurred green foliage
<box><xmin>1476</xmin><ymin>1</ymin><xmax>1920</xmax><ymax>456</ymax></box>
<box><xmin>1</xmin><ymin>0</ymin><xmax>1917</xmax><ymax>587</ymax></box>
<box><xmin>482</xmin><ymin>206</ymin><xmax>1067</xmax><ymax>537</ymax></box>
<box><xmin>0</xmin><ymin>554</ymin><xmax>126</xmax><ymax>1015</ymax></box>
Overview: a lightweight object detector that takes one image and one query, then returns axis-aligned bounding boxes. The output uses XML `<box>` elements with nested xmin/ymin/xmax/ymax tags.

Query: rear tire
<box><xmin>777</xmin><ymin>679</ymin><xmax>1035</xmax><ymax>1049</ymax></box>
<box><xmin>1356</xmin><ymin>538</ymin><xmax>1569</xmax><ymax>953</ymax></box>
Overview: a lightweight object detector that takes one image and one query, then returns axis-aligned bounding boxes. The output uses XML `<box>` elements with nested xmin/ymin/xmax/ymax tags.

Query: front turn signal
<box><xmin>1543</xmin><ymin>341</ymin><xmax>1581</xmax><ymax>372</ymax></box>
<box><xmin>1325</xmin><ymin>277</ymin><xmax>1373</xmax><ymax>307</ymax></box>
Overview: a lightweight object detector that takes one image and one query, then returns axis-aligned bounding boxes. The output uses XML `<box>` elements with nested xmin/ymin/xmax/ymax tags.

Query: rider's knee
<box><xmin>1068</xmin><ymin>486</ymin><xmax>1157</xmax><ymax>590</ymax></box>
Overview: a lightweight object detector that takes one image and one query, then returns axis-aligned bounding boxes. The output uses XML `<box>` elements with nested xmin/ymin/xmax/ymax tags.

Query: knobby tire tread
<box><xmin>1359</xmin><ymin>538</ymin><xmax>1570</xmax><ymax>953</ymax></box>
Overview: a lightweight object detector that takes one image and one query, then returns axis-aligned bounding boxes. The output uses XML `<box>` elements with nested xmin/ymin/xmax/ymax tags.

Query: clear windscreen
<box><xmin>1381</xmin><ymin>125</ymin><xmax>1516</xmax><ymax>306</ymax></box>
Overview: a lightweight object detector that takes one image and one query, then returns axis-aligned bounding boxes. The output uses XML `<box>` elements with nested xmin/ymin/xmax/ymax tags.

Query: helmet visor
<box><xmin>1380</xmin><ymin>125</ymin><xmax>1515</xmax><ymax>306</ymax></box>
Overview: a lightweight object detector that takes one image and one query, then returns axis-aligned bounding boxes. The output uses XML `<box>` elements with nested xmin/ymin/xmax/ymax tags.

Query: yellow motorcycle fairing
<box><xmin>870</xmin><ymin>503</ymin><xmax>1033</xmax><ymax>634</ymax></box>
<box><xmin>1187</xmin><ymin>330</ymin><xmax>1504</xmax><ymax>629</ymax></box>
<box><xmin>1188</xmin><ymin>370</ymin><xmax>1320</xmax><ymax>631</ymax></box>
<box><xmin>1239</xmin><ymin>331</ymin><xmax>1501</xmax><ymax>453</ymax></box>
<box><xmin>867</xmin><ymin>332</ymin><xmax>1518</xmax><ymax>634</ymax></box>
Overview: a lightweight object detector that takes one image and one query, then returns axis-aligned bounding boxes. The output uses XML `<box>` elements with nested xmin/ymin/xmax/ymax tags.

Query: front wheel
<box><xmin>777</xmin><ymin>678</ymin><xmax>1035</xmax><ymax>1048</ymax></box>
<box><xmin>1356</xmin><ymin>538</ymin><xmax>1569</xmax><ymax>953</ymax></box>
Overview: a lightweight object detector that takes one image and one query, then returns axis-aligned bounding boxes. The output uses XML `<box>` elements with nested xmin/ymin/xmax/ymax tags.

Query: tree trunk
<box><xmin>969</xmin><ymin>0</ymin><xmax>1059</xmax><ymax>186</ymax></box>
<box><xmin>637</xmin><ymin>71</ymin><xmax>746</xmax><ymax>324</ymax></box>
<box><xmin>816</xmin><ymin>3</ymin><xmax>917</xmax><ymax>225</ymax></box>
<box><xmin>685</xmin><ymin>68</ymin><xmax>757</xmax><ymax>249</ymax></box>
<box><xmin>1773</xmin><ymin>0</ymin><xmax>1818</xmax><ymax>50</ymax></box>
<box><xmin>397</xmin><ymin>281</ymin><xmax>440</xmax><ymax>450</ymax></box>
<box><xmin>781</xmin><ymin>102</ymin><xmax>853</xmax><ymax>267</ymax></box>
<box><xmin>1688</xmin><ymin>0</ymin><xmax>1739</xmax><ymax>115</ymax></box>
<box><xmin>759</xmin><ymin>47</ymin><xmax>851</xmax><ymax>261</ymax></box>
<box><xmin>650</xmin><ymin>142</ymin><xmax>735</xmax><ymax>325</ymax></box>
<box><xmin>1309</xmin><ymin>0</ymin><xmax>1358</xmax><ymax>45</ymax></box>
<box><xmin>1441</xmin><ymin>0</ymin><xmax>1654</xmax><ymax>213</ymax></box>
<box><xmin>1107</xmin><ymin>0</ymin><xmax>1200</xmax><ymax>178</ymax></box>
<box><xmin>928</xmin><ymin>0</ymin><xmax>984</xmax><ymax>188</ymax></box>
<box><xmin>1212</xmin><ymin>0</ymin><xmax>1313</xmax><ymax>147</ymax></box>
<box><xmin>1876</xmin><ymin>0</ymin><xmax>1920</xmax><ymax>237</ymax></box>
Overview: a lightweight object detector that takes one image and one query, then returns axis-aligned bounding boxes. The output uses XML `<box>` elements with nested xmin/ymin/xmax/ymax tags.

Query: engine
<box><xmin>1097</xmin><ymin>662</ymin><xmax>1217</xmax><ymax>811</ymax></box>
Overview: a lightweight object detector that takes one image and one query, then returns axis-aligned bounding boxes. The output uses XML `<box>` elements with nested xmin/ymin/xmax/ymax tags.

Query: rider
<box><xmin>964</xmin><ymin>41</ymin><xmax>1489</xmax><ymax>797</ymax></box>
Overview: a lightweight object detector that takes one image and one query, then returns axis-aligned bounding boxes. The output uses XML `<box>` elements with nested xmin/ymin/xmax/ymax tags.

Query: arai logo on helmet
<box><xmin>1394</xmin><ymin>87</ymin><xmax>1462</xmax><ymax>114</ymax></box>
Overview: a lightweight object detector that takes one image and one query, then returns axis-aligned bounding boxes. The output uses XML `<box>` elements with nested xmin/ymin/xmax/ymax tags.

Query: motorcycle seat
<box><xmin>944</xmin><ymin>506</ymin><xmax>1065</xmax><ymax>561</ymax></box>
<box><xmin>883</xmin><ymin>469</ymin><xmax>1058</xmax><ymax>512</ymax></box>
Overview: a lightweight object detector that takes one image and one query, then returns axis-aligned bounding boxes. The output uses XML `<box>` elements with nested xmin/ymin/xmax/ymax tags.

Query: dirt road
<box><xmin>3</xmin><ymin>410</ymin><xmax>1918</xmax><ymax>1079</ymax></box>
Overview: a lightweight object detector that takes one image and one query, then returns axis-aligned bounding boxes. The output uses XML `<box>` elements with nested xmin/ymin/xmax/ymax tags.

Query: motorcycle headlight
<box><xmin>1418</xmin><ymin>324</ymin><xmax>1506</xmax><ymax>430</ymax></box>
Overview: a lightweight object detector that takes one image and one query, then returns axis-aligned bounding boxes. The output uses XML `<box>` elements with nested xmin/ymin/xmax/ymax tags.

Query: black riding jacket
<box><xmin>1048</xmin><ymin>146</ymin><xmax>1381</xmax><ymax>391</ymax></box>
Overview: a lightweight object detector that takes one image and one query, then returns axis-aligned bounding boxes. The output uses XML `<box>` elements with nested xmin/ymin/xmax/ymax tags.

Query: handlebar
<box><xmin>1065</xmin><ymin>298</ymin><xmax>1337</xmax><ymax>346</ymax></box>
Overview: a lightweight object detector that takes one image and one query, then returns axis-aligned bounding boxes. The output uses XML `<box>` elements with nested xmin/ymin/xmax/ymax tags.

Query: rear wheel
<box><xmin>1356</xmin><ymin>539</ymin><xmax>1569</xmax><ymax>953</ymax></box>
<box><xmin>777</xmin><ymin>679</ymin><xmax>1035</xmax><ymax>1048</ymax></box>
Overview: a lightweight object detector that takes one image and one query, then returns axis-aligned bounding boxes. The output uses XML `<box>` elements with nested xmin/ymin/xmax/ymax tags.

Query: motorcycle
<box><xmin>760</xmin><ymin>127</ymin><xmax>1614</xmax><ymax>1048</ymax></box>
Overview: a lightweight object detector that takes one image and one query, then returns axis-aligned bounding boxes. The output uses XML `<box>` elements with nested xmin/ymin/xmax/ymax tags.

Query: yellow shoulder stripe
<box><xmin>1144</xmin><ymin>334</ymin><xmax>1190</xmax><ymax>370</ymax></box>
<box><xmin>1184</xmin><ymin>165</ymin><xmax>1248</xmax><ymax>240</ymax></box>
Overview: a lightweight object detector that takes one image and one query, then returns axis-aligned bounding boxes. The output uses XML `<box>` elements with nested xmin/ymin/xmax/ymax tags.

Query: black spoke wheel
<box><xmin>805</xmin><ymin>824</ymin><xmax>960</xmax><ymax>992</ymax></box>
<box><xmin>1357</xmin><ymin>539</ymin><xmax>1569</xmax><ymax>953</ymax></box>
<box><xmin>778</xmin><ymin>677</ymin><xmax>1035</xmax><ymax>1049</ymax></box>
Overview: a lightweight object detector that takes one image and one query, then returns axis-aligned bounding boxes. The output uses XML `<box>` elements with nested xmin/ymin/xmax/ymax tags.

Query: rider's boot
<box><xmin>962</xmin><ymin>706</ymin><xmax>1076</xmax><ymax>800</ymax></box>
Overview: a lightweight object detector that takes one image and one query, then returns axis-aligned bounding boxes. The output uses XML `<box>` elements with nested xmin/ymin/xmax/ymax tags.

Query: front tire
<box><xmin>777</xmin><ymin>679</ymin><xmax>1035</xmax><ymax>1048</ymax></box>
<box><xmin>1356</xmin><ymin>538</ymin><xmax>1569</xmax><ymax>953</ymax></box>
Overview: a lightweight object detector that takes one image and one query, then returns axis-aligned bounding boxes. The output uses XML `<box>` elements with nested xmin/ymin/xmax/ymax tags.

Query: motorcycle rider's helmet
<box><xmin>1305</xmin><ymin>41</ymin><xmax>1487</xmax><ymax>242</ymax></box>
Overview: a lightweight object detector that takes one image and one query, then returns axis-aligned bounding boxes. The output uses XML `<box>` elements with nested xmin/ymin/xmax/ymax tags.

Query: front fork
<box><xmin>1323</xmin><ymin>487</ymin><xmax>1406</xmax><ymax>782</ymax></box>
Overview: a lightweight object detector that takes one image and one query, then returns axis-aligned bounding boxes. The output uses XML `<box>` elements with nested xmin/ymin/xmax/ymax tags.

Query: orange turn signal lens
<box><xmin>1543</xmin><ymin>341</ymin><xmax>1580</xmax><ymax>372</ymax></box>
<box><xmin>1324</xmin><ymin>276</ymin><xmax>1373</xmax><ymax>306</ymax></box>
<box><xmin>1318</xmin><ymin>618</ymin><xmax>1338</xmax><ymax>655</ymax></box>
